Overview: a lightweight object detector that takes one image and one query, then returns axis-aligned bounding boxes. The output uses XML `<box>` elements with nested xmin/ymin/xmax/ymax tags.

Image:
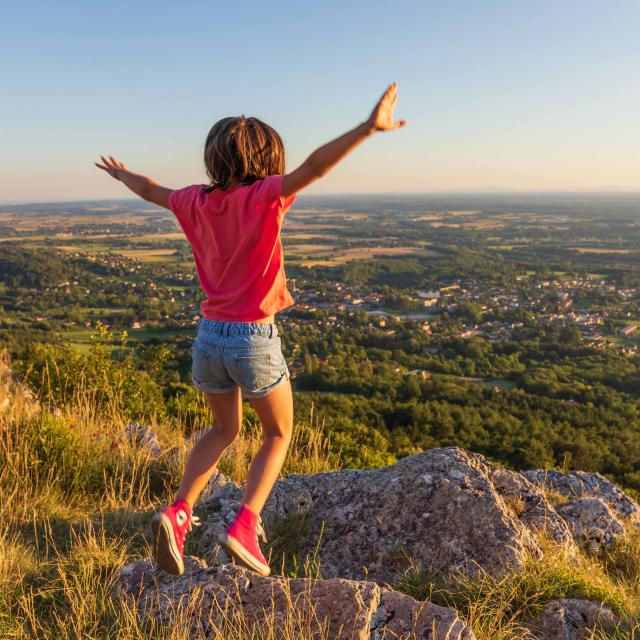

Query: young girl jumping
<box><xmin>95</xmin><ymin>82</ymin><xmax>406</xmax><ymax>577</ymax></box>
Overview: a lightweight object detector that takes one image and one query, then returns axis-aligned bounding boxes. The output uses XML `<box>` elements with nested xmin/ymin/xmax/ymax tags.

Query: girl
<box><xmin>95</xmin><ymin>82</ymin><xmax>406</xmax><ymax>577</ymax></box>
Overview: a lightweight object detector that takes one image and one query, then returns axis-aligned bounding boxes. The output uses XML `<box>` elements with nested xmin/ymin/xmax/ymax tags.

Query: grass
<box><xmin>396</xmin><ymin>540</ymin><xmax>638</xmax><ymax>638</ymax></box>
<box><xmin>266</xmin><ymin>508</ymin><xmax>323</xmax><ymax>578</ymax></box>
<box><xmin>3</xmin><ymin>349</ymin><xmax>640</xmax><ymax>638</ymax></box>
<box><xmin>62</xmin><ymin>326</ymin><xmax>195</xmax><ymax>351</ymax></box>
<box><xmin>543</xmin><ymin>488</ymin><xmax>571</xmax><ymax>509</ymax></box>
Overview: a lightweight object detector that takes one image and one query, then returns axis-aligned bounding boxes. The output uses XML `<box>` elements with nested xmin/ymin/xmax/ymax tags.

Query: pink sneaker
<box><xmin>151</xmin><ymin>499</ymin><xmax>201</xmax><ymax>575</ymax></box>
<box><xmin>218</xmin><ymin>505</ymin><xmax>271</xmax><ymax>576</ymax></box>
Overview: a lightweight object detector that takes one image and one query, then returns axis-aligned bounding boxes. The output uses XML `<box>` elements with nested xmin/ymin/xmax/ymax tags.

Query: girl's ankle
<box><xmin>235</xmin><ymin>504</ymin><xmax>259</xmax><ymax>529</ymax></box>
<box><xmin>172</xmin><ymin>497</ymin><xmax>192</xmax><ymax>512</ymax></box>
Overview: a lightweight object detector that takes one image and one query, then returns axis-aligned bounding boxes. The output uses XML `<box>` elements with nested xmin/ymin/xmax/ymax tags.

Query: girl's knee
<box><xmin>264</xmin><ymin>420</ymin><xmax>292</xmax><ymax>443</ymax></box>
<box><xmin>216</xmin><ymin>423</ymin><xmax>240</xmax><ymax>446</ymax></box>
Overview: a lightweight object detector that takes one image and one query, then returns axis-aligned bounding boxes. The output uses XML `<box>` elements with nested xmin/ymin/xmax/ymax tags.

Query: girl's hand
<box><xmin>94</xmin><ymin>155</ymin><xmax>128</xmax><ymax>180</ymax></box>
<box><xmin>367</xmin><ymin>82</ymin><xmax>407</xmax><ymax>132</ymax></box>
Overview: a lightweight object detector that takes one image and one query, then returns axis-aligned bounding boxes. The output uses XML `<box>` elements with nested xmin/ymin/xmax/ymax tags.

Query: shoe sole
<box><xmin>218</xmin><ymin>532</ymin><xmax>271</xmax><ymax>577</ymax></box>
<box><xmin>151</xmin><ymin>513</ymin><xmax>184</xmax><ymax>576</ymax></box>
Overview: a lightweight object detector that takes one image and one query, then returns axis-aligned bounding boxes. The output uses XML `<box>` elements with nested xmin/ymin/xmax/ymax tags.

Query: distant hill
<box><xmin>0</xmin><ymin>247</ymin><xmax>67</xmax><ymax>288</ymax></box>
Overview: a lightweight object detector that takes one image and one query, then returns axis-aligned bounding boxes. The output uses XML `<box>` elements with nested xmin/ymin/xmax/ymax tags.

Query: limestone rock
<box><xmin>525</xmin><ymin>598</ymin><xmax>618</xmax><ymax>639</ymax></box>
<box><xmin>0</xmin><ymin>357</ymin><xmax>39</xmax><ymax>418</ymax></box>
<box><xmin>557</xmin><ymin>498</ymin><xmax>625</xmax><ymax>554</ymax></box>
<box><xmin>202</xmin><ymin>469</ymin><xmax>229</xmax><ymax>499</ymax></box>
<box><xmin>200</xmin><ymin>447</ymin><xmax>576</xmax><ymax>581</ymax></box>
<box><xmin>117</xmin><ymin>557</ymin><xmax>475</xmax><ymax>640</ymax></box>
<box><xmin>125</xmin><ymin>422</ymin><xmax>162</xmax><ymax>458</ymax></box>
<box><xmin>524</xmin><ymin>469</ymin><xmax>640</xmax><ymax>521</ymax></box>
<box><xmin>525</xmin><ymin>469</ymin><xmax>640</xmax><ymax>551</ymax></box>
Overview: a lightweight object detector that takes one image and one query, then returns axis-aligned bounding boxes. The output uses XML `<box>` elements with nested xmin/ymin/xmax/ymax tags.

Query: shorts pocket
<box><xmin>234</xmin><ymin>353</ymin><xmax>272</xmax><ymax>392</ymax></box>
<box><xmin>191</xmin><ymin>346</ymin><xmax>212</xmax><ymax>385</ymax></box>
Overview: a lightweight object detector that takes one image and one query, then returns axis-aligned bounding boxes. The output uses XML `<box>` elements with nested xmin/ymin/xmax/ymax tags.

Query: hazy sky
<box><xmin>1</xmin><ymin>0</ymin><xmax>639</xmax><ymax>203</ymax></box>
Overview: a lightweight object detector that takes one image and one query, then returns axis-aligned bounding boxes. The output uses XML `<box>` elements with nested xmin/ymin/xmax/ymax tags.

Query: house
<box><xmin>416</xmin><ymin>290</ymin><xmax>440</xmax><ymax>300</ymax></box>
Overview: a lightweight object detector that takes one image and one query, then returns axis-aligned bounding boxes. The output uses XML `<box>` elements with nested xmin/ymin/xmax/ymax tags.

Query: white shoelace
<box><xmin>257</xmin><ymin>517</ymin><xmax>267</xmax><ymax>543</ymax></box>
<box><xmin>188</xmin><ymin>514</ymin><xmax>202</xmax><ymax>532</ymax></box>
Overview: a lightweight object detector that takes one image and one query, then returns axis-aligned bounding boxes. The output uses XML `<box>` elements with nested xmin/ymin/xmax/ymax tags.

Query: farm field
<box><xmin>288</xmin><ymin>245</ymin><xmax>442</xmax><ymax>266</ymax></box>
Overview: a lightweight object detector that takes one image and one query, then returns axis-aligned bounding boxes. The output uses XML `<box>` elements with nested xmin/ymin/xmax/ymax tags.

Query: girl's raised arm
<box><xmin>282</xmin><ymin>82</ymin><xmax>407</xmax><ymax>199</ymax></box>
<box><xmin>94</xmin><ymin>156</ymin><xmax>173</xmax><ymax>209</ymax></box>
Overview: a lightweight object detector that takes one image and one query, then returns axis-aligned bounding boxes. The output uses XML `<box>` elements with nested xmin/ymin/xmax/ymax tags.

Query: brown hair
<box><xmin>203</xmin><ymin>116</ymin><xmax>285</xmax><ymax>192</ymax></box>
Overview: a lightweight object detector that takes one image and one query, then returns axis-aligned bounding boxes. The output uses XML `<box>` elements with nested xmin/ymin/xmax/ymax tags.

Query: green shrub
<box><xmin>22</xmin><ymin>323</ymin><xmax>165</xmax><ymax>421</ymax></box>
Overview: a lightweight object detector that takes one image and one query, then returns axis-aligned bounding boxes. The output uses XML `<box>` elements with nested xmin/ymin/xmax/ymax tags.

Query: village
<box><xmin>289</xmin><ymin>275</ymin><xmax>640</xmax><ymax>355</ymax></box>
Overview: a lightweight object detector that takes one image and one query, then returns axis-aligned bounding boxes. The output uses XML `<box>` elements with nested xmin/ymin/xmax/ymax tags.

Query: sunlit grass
<box><xmin>395</xmin><ymin>536</ymin><xmax>640</xmax><ymax>639</ymax></box>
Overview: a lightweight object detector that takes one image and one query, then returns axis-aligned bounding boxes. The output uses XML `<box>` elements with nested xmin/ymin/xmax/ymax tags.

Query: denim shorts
<box><xmin>191</xmin><ymin>319</ymin><xmax>290</xmax><ymax>399</ymax></box>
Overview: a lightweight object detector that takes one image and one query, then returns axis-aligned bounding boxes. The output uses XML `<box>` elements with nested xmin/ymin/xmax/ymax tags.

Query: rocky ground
<box><xmin>117</xmin><ymin>445</ymin><xmax>639</xmax><ymax>639</ymax></box>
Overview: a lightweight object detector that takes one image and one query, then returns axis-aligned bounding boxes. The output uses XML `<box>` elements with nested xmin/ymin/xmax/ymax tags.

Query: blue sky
<box><xmin>1</xmin><ymin>0</ymin><xmax>639</xmax><ymax>202</ymax></box>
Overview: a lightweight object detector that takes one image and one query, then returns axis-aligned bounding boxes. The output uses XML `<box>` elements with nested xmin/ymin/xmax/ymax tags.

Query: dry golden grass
<box><xmin>1</xmin><ymin>518</ymin><xmax>331</xmax><ymax>639</ymax></box>
<box><xmin>397</xmin><ymin>538</ymin><xmax>640</xmax><ymax>639</ymax></box>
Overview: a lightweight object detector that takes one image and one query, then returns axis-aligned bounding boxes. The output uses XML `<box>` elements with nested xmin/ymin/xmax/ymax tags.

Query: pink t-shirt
<box><xmin>169</xmin><ymin>175</ymin><xmax>296</xmax><ymax>322</ymax></box>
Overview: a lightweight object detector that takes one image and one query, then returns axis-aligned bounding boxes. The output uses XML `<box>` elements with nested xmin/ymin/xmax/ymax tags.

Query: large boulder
<box><xmin>200</xmin><ymin>447</ymin><xmax>576</xmax><ymax>582</ymax></box>
<box><xmin>117</xmin><ymin>557</ymin><xmax>475</xmax><ymax>640</ymax></box>
<box><xmin>525</xmin><ymin>598</ymin><xmax>619</xmax><ymax>639</ymax></box>
<box><xmin>525</xmin><ymin>469</ymin><xmax>640</xmax><ymax>552</ymax></box>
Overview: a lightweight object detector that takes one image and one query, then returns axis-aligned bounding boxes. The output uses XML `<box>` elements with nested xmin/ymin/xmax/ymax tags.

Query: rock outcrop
<box><xmin>524</xmin><ymin>470</ymin><xmax>640</xmax><ymax>521</ymax></box>
<box><xmin>114</xmin><ymin>447</ymin><xmax>640</xmax><ymax>639</ymax></box>
<box><xmin>125</xmin><ymin>421</ymin><xmax>162</xmax><ymax>458</ymax></box>
<box><xmin>525</xmin><ymin>598</ymin><xmax>618</xmax><ymax>639</ymax></box>
<box><xmin>200</xmin><ymin>447</ymin><xmax>576</xmax><ymax>582</ymax></box>
<box><xmin>556</xmin><ymin>498</ymin><xmax>625</xmax><ymax>554</ymax></box>
<box><xmin>525</xmin><ymin>469</ymin><xmax>640</xmax><ymax>552</ymax></box>
<box><xmin>117</xmin><ymin>556</ymin><xmax>475</xmax><ymax>640</ymax></box>
<box><xmin>0</xmin><ymin>356</ymin><xmax>39</xmax><ymax>418</ymax></box>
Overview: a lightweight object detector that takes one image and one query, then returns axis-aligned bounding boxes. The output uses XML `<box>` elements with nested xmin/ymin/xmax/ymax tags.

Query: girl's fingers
<box><xmin>394</xmin><ymin>119</ymin><xmax>407</xmax><ymax>128</ymax></box>
<box><xmin>97</xmin><ymin>154</ymin><xmax>127</xmax><ymax>171</ymax></box>
<box><xmin>95</xmin><ymin>162</ymin><xmax>108</xmax><ymax>170</ymax></box>
<box><xmin>377</xmin><ymin>84</ymin><xmax>394</xmax><ymax>105</ymax></box>
<box><xmin>383</xmin><ymin>86</ymin><xmax>397</xmax><ymax>109</ymax></box>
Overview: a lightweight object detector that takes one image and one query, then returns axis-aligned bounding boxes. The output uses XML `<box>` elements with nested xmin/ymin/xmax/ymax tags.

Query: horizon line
<box><xmin>3</xmin><ymin>187</ymin><xmax>640</xmax><ymax>207</ymax></box>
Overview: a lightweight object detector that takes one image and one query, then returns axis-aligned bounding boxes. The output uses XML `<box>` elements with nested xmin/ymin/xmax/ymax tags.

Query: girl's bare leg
<box><xmin>176</xmin><ymin>386</ymin><xmax>242</xmax><ymax>508</ymax></box>
<box><xmin>242</xmin><ymin>379</ymin><xmax>293</xmax><ymax>514</ymax></box>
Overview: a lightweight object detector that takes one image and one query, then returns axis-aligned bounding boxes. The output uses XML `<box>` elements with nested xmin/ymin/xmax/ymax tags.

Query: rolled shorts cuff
<box><xmin>191</xmin><ymin>376</ymin><xmax>237</xmax><ymax>395</ymax></box>
<box><xmin>241</xmin><ymin>367</ymin><xmax>290</xmax><ymax>399</ymax></box>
